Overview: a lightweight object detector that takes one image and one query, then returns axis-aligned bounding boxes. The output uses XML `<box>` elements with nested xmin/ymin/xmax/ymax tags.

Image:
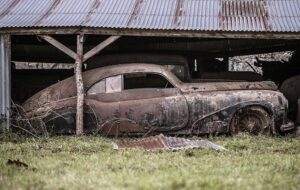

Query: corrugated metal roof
<box><xmin>0</xmin><ymin>0</ymin><xmax>299</xmax><ymax>32</ymax></box>
<box><xmin>113</xmin><ymin>134</ymin><xmax>226</xmax><ymax>151</ymax></box>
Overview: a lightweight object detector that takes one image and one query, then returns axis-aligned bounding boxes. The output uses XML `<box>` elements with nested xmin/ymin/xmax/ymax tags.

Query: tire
<box><xmin>229</xmin><ymin>106</ymin><xmax>272</xmax><ymax>135</ymax></box>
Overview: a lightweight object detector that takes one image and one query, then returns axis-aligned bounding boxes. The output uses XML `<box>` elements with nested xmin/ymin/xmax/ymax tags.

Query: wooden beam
<box><xmin>38</xmin><ymin>35</ymin><xmax>77</xmax><ymax>60</ymax></box>
<box><xmin>2</xmin><ymin>28</ymin><xmax>300</xmax><ymax>39</ymax></box>
<box><xmin>83</xmin><ymin>36</ymin><xmax>121</xmax><ymax>62</ymax></box>
<box><xmin>75</xmin><ymin>34</ymin><xmax>84</xmax><ymax>135</ymax></box>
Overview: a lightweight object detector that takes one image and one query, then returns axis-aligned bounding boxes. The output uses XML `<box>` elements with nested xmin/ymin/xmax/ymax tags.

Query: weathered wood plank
<box><xmin>2</xmin><ymin>28</ymin><xmax>299</xmax><ymax>39</ymax></box>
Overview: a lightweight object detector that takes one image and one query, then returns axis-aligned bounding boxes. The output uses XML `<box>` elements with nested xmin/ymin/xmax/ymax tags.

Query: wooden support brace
<box><xmin>83</xmin><ymin>36</ymin><xmax>120</xmax><ymax>62</ymax></box>
<box><xmin>37</xmin><ymin>34</ymin><xmax>120</xmax><ymax>135</ymax></box>
<box><xmin>38</xmin><ymin>35</ymin><xmax>77</xmax><ymax>60</ymax></box>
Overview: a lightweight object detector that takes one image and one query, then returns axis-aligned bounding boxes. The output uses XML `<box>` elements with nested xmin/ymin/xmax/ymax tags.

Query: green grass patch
<box><xmin>0</xmin><ymin>134</ymin><xmax>299</xmax><ymax>190</ymax></box>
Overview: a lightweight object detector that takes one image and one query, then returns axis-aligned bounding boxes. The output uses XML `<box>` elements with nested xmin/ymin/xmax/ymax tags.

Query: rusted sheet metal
<box><xmin>173</xmin><ymin>0</ymin><xmax>185</xmax><ymax>27</ymax></box>
<box><xmin>219</xmin><ymin>0</ymin><xmax>271</xmax><ymax>31</ymax></box>
<box><xmin>113</xmin><ymin>134</ymin><xmax>226</xmax><ymax>151</ymax></box>
<box><xmin>0</xmin><ymin>0</ymin><xmax>21</xmax><ymax>20</ymax></box>
<box><xmin>81</xmin><ymin>0</ymin><xmax>102</xmax><ymax>26</ymax></box>
<box><xmin>21</xmin><ymin>64</ymin><xmax>292</xmax><ymax>136</ymax></box>
<box><xmin>0</xmin><ymin>0</ymin><xmax>299</xmax><ymax>33</ymax></box>
<box><xmin>126</xmin><ymin>0</ymin><xmax>143</xmax><ymax>27</ymax></box>
<box><xmin>34</xmin><ymin>0</ymin><xmax>62</xmax><ymax>26</ymax></box>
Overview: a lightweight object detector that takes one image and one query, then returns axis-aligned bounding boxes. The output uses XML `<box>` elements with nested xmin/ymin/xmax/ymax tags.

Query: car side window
<box><xmin>87</xmin><ymin>75</ymin><xmax>122</xmax><ymax>95</ymax></box>
<box><xmin>123</xmin><ymin>73</ymin><xmax>174</xmax><ymax>90</ymax></box>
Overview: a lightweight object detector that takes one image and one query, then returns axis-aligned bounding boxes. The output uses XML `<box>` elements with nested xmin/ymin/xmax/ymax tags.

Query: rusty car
<box><xmin>22</xmin><ymin>64</ymin><xmax>294</xmax><ymax>136</ymax></box>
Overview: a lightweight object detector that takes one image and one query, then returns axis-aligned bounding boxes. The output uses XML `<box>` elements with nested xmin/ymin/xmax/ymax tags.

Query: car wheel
<box><xmin>229</xmin><ymin>106</ymin><xmax>272</xmax><ymax>135</ymax></box>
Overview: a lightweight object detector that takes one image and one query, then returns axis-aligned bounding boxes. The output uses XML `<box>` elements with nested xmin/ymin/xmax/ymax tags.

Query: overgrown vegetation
<box><xmin>0</xmin><ymin>133</ymin><xmax>299</xmax><ymax>190</ymax></box>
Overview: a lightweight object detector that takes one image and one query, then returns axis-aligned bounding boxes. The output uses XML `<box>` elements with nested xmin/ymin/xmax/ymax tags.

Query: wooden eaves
<box><xmin>0</xmin><ymin>27</ymin><xmax>299</xmax><ymax>40</ymax></box>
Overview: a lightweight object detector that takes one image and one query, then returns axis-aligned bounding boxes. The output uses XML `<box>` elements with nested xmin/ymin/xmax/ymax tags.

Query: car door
<box><xmin>85</xmin><ymin>75</ymin><xmax>122</xmax><ymax>135</ymax></box>
<box><xmin>119</xmin><ymin>72</ymin><xmax>189</xmax><ymax>134</ymax></box>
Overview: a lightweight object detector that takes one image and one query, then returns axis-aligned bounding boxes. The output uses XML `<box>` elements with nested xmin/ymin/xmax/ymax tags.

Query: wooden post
<box><xmin>75</xmin><ymin>34</ymin><xmax>84</xmax><ymax>135</ymax></box>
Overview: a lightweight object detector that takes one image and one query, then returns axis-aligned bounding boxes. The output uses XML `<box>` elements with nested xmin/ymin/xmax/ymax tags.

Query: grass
<box><xmin>0</xmin><ymin>133</ymin><xmax>299</xmax><ymax>190</ymax></box>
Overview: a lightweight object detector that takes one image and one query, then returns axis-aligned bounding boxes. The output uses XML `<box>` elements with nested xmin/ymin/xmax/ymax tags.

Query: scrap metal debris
<box><xmin>113</xmin><ymin>134</ymin><xmax>226</xmax><ymax>151</ymax></box>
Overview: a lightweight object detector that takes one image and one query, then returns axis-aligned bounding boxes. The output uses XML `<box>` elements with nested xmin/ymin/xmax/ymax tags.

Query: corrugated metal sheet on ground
<box><xmin>113</xmin><ymin>134</ymin><xmax>226</xmax><ymax>151</ymax></box>
<box><xmin>0</xmin><ymin>0</ymin><xmax>299</xmax><ymax>32</ymax></box>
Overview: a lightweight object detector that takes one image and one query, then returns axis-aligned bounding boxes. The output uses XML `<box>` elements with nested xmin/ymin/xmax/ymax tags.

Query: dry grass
<box><xmin>0</xmin><ymin>133</ymin><xmax>299</xmax><ymax>190</ymax></box>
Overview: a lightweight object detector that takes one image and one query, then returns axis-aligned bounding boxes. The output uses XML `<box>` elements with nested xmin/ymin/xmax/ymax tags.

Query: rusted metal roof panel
<box><xmin>113</xmin><ymin>134</ymin><xmax>226</xmax><ymax>151</ymax></box>
<box><xmin>0</xmin><ymin>0</ymin><xmax>299</xmax><ymax>32</ymax></box>
<box><xmin>220</xmin><ymin>0</ymin><xmax>270</xmax><ymax>31</ymax></box>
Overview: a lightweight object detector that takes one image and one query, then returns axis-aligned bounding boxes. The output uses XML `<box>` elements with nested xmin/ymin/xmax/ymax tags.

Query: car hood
<box><xmin>179</xmin><ymin>81</ymin><xmax>278</xmax><ymax>93</ymax></box>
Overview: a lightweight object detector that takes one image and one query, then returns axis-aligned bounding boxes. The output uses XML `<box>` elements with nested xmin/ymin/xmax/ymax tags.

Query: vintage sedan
<box><xmin>22</xmin><ymin>64</ymin><xmax>293</xmax><ymax>136</ymax></box>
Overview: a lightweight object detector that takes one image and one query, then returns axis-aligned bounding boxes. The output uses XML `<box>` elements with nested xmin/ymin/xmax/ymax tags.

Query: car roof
<box><xmin>82</xmin><ymin>63</ymin><xmax>177</xmax><ymax>87</ymax></box>
<box><xmin>22</xmin><ymin>63</ymin><xmax>180</xmax><ymax>107</ymax></box>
